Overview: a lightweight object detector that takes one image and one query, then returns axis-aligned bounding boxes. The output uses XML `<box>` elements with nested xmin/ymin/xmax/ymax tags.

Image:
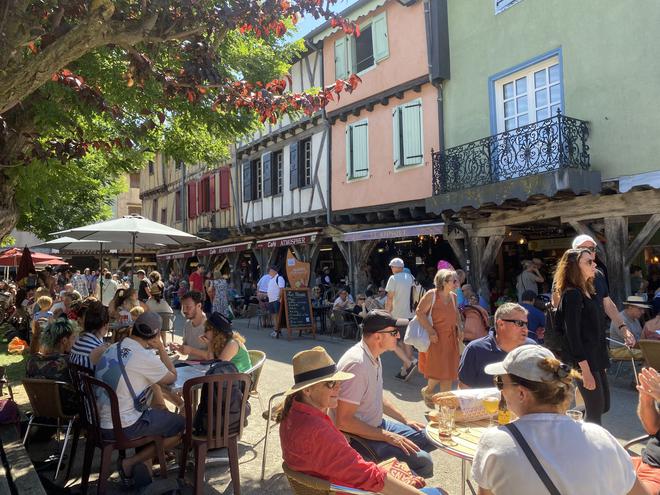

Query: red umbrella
<box><xmin>0</xmin><ymin>247</ymin><xmax>65</xmax><ymax>266</ymax></box>
<box><xmin>15</xmin><ymin>247</ymin><xmax>36</xmax><ymax>289</ymax></box>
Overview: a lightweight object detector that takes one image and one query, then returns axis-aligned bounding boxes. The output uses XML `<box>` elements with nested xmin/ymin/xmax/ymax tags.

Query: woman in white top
<box><xmin>145</xmin><ymin>282</ymin><xmax>174</xmax><ymax>346</ymax></box>
<box><xmin>472</xmin><ymin>345</ymin><xmax>648</xmax><ymax>495</ymax></box>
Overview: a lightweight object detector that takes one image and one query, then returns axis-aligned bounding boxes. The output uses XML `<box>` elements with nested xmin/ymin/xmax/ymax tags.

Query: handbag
<box><xmin>504</xmin><ymin>423</ymin><xmax>561</xmax><ymax>495</ymax></box>
<box><xmin>404</xmin><ymin>290</ymin><xmax>436</xmax><ymax>352</ymax></box>
<box><xmin>116</xmin><ymin>341</ymin><xmax>153</xmax><ymax>413</ymax></box>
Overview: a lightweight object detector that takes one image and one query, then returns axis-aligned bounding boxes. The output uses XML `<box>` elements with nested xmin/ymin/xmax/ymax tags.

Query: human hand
<box><xmin>624</xmin><ymin>329</ymin><xmax>636</xmax><ymax>347</ymax></box>
<box><xmin>384</xmin><ymin>431</ymin><xmax>420</xmax><ymax>455</ymax></box>
<box><xmin>429</xmin><ymin>333</ymin><xmax>439</xmax><ymax>344</ymax></box>
<box><xmin>581</xmin><ymin>368</ymin><xmax>596</xmax><ymax>390</ymax></box>
<box><xmin>169</xmin><ymin>342</ymin><xmax>182</xmax><ymax>353</ymax></box>
<box><xmin>637</xmin><ymin>368</ymin><xmax>660</xmax><ymax>401</ymax></box>
<box><xmin>405</xmin><ymin>419</ymin><xmax>425</xmax><ymax>431</ymax></box>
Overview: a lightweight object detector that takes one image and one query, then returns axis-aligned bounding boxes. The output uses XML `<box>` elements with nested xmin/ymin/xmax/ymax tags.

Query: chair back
<box><xmin>244</xmin><ymin>303</ymin><xmax>259</xmax><ymax>319</ymax></box>
<box><xmin>281</xmin><ymin>462</ymin><xmax>374</xmax><ymax>495</ymax></box>
<box><xmin>639</xmin><ymin>339</ymin><xmax>660</xmax><ymax>369</ymax></box>
<box><xmin>246</xmin><ymin>350</ymin><xmax>266</xmax><ymax>396</ymax></box>
<box><xmin>68</xmin><ymin>363</ymin><xmax>93</xmax><ymax>427</ymax></box>
<box><xmin>79</xmin><ymin>373</ymin><xmax>131</xmax><ymax>445</ymax></box>
<box><xmin>182</xmin><ymin>373</ymin><xmax>251</xmax><ymax>449</ymax></box>
<box><xmin>22</xmin><ymin>378</ymin><xmax>72</xmax><ymax>419</ymax></box>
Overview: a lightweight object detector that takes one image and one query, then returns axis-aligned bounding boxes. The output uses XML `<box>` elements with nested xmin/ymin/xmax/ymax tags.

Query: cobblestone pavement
<box><xmin>38</xmin><ymin>314</ymin><xmax>643</xmax><ymax>494</ymax></box>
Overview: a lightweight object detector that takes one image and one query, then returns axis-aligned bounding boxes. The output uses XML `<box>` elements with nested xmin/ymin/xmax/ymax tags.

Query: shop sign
<box><xmin>197</xmin><ymin>242</ymin><xmax>252</xmax><ymax>257</ymax></box>
<box><xmin>254</xmin><ymin>232</ymin><xmax>319</xmax><ymax>249</ymax></box>
<box><xmin>342</xmin><ymin>223</ymin><xmax>445</xmax><ymax>242</ymax></box>
<box><xmin>527</xmin><ymin>237</ymin><xmax>573</xmax><ymax>251</ymax></box>
<box><xmin>156</xmin><ymin>250</ymin><xmax>195</xmax><ymax>261</ymax></box>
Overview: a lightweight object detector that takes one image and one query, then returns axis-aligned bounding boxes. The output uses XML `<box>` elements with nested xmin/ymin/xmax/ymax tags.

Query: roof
<box><xmin>305</xmin><ymin>0</ymin><xmax>390</xmax><ymax>44</ymax></box>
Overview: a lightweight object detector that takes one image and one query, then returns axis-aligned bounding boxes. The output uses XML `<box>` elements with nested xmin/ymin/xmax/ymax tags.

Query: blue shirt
<box><xmin>520</xmin><ymin>303</ymin><xmax>546</xmax><ymax>342</ymax></box>
<box><xmin>458</xmin><ymin>332</ymin><xmax>537</xmax><ymax>388</ymax></box>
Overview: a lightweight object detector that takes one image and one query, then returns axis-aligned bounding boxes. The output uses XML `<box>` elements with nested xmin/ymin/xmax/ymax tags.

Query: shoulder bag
<box><xmin>116</xmin><ymin>341</ymin><xmax>153</xmax><ymax>413</ymax></box>
<box><xmin>404</xmin><ymin>290</ymin><xmax>435</xmax><ymax>352</ymax></box>
<box><xmin>504</xmin><ymin>422</ymin><xmax>561</xmax><ymax>495</ymax></box>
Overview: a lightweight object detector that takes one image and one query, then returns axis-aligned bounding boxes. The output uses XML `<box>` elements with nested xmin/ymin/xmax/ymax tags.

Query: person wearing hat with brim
<box><xmin>609</xmin><ymin>296</ymin><xmax>652</xmax><ymax>361</ymax></box>
<box><xmin>334</xmin><ymin>310</ymin><xmax>437</xmax><ymax>479</ymax></box>
<box><xmin>570</xmin><ymin>234</ymin><xmax>637</xmax><ymax>348</ymax></box>
<box><xmin>200</xmin><ymin>311</ymin><xmax>252</xmax><ymax>372</ymax></box>
<box><xmin>145</xmin><ymin>281</ymin><xmax>174</xmax><ymax>346</ymax></box>
<box><xmin>385</xmin><ymin>257</ymin><xmax>418</xmax><ymax>380</ymax></box>
<box><xmin>471</xmin><ymin>345</ymin><xmax>647</xmax><ymax>495</ymax></box>
<box><xmin>279</xmin><ymin>346</ymin><xmax>445</xmax><ymax>495</ymax></box>
<box><xmin>94</xmin><ymin>311</ymin><xmax>184</xmax><ymax>486</ymax></box>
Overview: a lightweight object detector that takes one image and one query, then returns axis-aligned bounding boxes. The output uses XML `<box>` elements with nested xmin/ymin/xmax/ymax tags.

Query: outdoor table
<box><xmin>425</xmin><ymin>418</ymin><xmax>490</xmax><ymax>495</ymax></box>
<box><xmin>171</xmin><ymin>363</ymin><xmax>210</xmax><ymax>393</ymax></box>
<box><xmin>312</xmin><ymin>304</ymin><xmax>332</xmax><ymax>334</ymax></box>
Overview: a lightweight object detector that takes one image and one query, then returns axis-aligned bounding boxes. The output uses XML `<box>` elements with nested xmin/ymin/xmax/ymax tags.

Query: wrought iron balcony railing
<box><xmin>432</xmin><ymin>111</ymin><xmax>590</xmax><ymax>195</ymax></box>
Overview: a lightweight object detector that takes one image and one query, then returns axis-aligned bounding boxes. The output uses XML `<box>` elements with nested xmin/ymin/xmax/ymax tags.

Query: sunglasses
<box><xmin>494</xmin><ymin>375</ymin><xmax>517</xmax><ymax>391</ymax></box>
<box><xmin>502</xmin><ymin>319</ymin><xmax>528</xmax><ymax>328</ymax></box>
<box><xmin>378</xmin><ymin>329</ymin><xmax>400</xmax><ymax>337</ymax></box>
<box><xmin>582</xmin><ymin>259</ymin><xmax>596</xmax><ymax>266</ymax></box>
<box><xmin>583</xmin><ymin>247</ymin><xmax>597</xmax><ymax>253</ymax></box>
<box><xmin>323</xmin><ymin>380</ymin><xmax>338</xmax><ymax>389</ymax></box>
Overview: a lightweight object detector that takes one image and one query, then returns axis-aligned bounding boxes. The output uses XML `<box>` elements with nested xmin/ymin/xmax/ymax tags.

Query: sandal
<box><xmin>116</xmin><ymin>457</ymin><xmax>133</xmax><ymax>488</ymax></box>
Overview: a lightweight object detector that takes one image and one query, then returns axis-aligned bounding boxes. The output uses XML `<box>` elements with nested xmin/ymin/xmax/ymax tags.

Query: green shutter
<box><xmin>242</xmin><ymin>161</ymin><xmax>252</xmax><ymax>202</ymax></box>
<box><xmin>372</xmin><ymin>13</ymin><xmax>389</xmax><ymax>62</ymax></box>
<box><xmin>290</xmin><ymin>142</ymin><xmax>299</xmax><ymax>190</ymax></box>
<box><xmin>262</xmin><ymin>152</ymin><xmax>272</xmax><ymax>197</ymax></box>
<box><xmin>352</xmin><ymin>122</ymin><xmax>369</xmax><ymax>178</ymax></box>
<box><xmin>334</xmin><ymin>37</ymin><xmax>348</xmax><ymax>80</ymax></box>
<box><xmin>345</xmin><ymin>127</ymin><xmax>352</xmax><ymax>178</ymax></box>
<box><xmin>392</xmin><ymin>106</ymin><xmax>402</xmax><ymax>169</ymax></box>
<box><xmin>402</xmin><ymin>102</ymin><xmax>423</xmax><ymax>166</ymax></box>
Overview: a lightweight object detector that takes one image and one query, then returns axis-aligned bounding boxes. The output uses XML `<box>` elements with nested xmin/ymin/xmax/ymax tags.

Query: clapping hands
<box><xmin>637</xmin><ymin>367</ymin><xmax>660</xmax><ymax>401</ymax></box>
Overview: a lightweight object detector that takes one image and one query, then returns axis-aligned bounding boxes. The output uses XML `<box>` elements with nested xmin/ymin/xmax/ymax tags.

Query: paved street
<box><xmin>61</xmin><ymin>314</ymin><xmax>642</xmax><ymax>495</ymax></box>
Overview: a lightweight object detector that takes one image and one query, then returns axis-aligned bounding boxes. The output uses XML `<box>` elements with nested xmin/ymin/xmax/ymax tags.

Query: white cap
<box><xmin>389</xmin><ymin>258</ymin><xmax>404</xmax><ymax>268</ymax></box>
<box><xmin>572</xmin><ymin>234</ymin><xmax>596</xmax><ymax>249</ymax></box>
<box><xmin>484</xmin><ymin>345</ymin><xmax>558</xmax><ymax>382</ymax></box>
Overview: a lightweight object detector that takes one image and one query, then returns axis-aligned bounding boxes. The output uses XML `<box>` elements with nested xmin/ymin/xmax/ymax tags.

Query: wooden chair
<box><xmin>246</xmin><ymin>350</ymin><xmax>267</xmax><ymax>410</ymax></box>
<box><xmin>79</xmin><ymin>374</ymin><xmax>168</xmax><ymax>495</ymax></box>
<box><xmin>282</xmin><ymin>462</ymin><xmax>377</xmax><ymax>495</ymax></box>
<box><xmin>244</xmin><ymin>303</ymin><xmax>268</xmax><ymax>328</ymax></box>
<box><xmin>179</xmin><ymin>372</ymin><xmax>251</xmax><ymax>495</ymax></box>
<box><xmin>639</xmin><ymin>339</ymin><xmax>660</xmax><ymax>369</ymax></box>
<box><xmin>261</xmin><ymin>390</ymin><xmax>286</xmax><ymax>480</ymax></box>
<box><xmin>64</xmin><ymin>362</ymin><xmax>94</xmax><ymax>481</ymax></box>
<box><xmin>331</xmin><ymin>309</ymin><xmax>359</xmax><ymax>340</ymax></box>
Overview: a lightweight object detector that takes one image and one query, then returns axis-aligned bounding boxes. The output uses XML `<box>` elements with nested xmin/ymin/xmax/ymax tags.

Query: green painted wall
<box><xmin>443</xmin><ymin>0</ymin><xmax>660</xmax><ymax>180</ymax></box>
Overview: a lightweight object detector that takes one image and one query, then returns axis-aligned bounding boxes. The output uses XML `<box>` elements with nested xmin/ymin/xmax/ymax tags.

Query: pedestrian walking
<box><xmin>385</xmin><ymin>258</ymin><xmax>417</xmax><ymax>380</ymax></box>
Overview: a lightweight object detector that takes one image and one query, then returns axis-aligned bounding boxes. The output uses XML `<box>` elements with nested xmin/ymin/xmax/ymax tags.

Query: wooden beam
<box><xmin>604</xmin><ymin>216</ymin><xmax>629</xmax><ymax>305</ymax></box>
<box><xmin>482</xmin><ymin>235</ymin><xmax>504</xmax><ymax>275</ymax></box>
<box><xmin>626</xmin><ymin>213</ymin><xmax>660</xmax><ymax>263</ymax></box>
<box><xmin>446</xmin><ymin>236</ymin><xmax>467</xmax><ymax>269</ymax></box>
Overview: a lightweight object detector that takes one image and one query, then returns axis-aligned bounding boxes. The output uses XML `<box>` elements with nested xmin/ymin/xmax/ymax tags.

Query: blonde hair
<box><xmin>37</xmin><ymin>295</ymin><xmax>53</xmax><ymax>311</ymax></box>
<box><xmin>510</xmin><ymin>357</ymin><xmax>583</xmax><ymax>408</ymax></box>
<box><xmin>129</xmin><ymin>306</ymin><xmax>145</xmax><ymax>319</ymax></box>
<box><xmin>35</xmin><ymin>287</ymin><xmax>50</xmax><ymax>299</ymax></box>
<box><xmin>434</xmin><ymin>269</ymin><xmax>457</xmax><ymax>290</ymax></box>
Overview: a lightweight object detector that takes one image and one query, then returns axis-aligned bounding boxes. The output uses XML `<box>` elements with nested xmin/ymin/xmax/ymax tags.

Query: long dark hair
<box><xmin>553</xmin><ymin>248</ymin><xmax>595</xmax><ymax>296</ymax></box>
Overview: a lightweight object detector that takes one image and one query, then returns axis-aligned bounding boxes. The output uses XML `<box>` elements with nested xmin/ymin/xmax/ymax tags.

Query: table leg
<box><xmin>461</xmin><ymin>459</ymin><xmax>467</xmax><ymax>495</ymax></box>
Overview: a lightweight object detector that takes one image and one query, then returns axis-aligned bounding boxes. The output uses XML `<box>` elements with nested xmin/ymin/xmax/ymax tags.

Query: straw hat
<box><xmin>285</xmin><ymin>346</ymin><xmax>353</xmax><ymax>396</ymax></box>
<box><xmin>623</xmin><ymin>295</ymin><xmax>652</xmax><ymax>309</ymax></box>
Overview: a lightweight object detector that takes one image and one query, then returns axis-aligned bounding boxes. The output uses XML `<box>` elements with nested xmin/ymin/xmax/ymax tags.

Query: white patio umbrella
<box><xmin>53</xmin><ymin>214</ymin><xmax>208</xmax><ymax>276</ymax></box>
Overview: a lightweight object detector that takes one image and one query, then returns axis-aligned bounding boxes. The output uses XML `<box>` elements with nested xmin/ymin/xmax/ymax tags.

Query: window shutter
<box><xmin>334</xmin><ymin>37</ymin><xmax>348</xmax><ymax>80</ymax></box>
<box><xmin>197</xmin><ymin>180</ymin><xmax>204</xmax><ymax>213</ymax></box>
<box><xmin>242</xmin><ymin>161</ymin><xmax>252</xmax><ymax>202</ymax></box>
<box><xmin>289</xmin><ymin>142</ymin><xmax>299</xmax><ymax>190</ymax></box>
<box><xmin>209</xmin><ymin>173</ymin><xmax>217</xmax><ymax>211</ymax></box>
<box><xmin>187</xmin><ymin>181</ymin><xmax>197</xmax><ymax>218</ymax></box>
<box><xmin>372</xmin><ymin>13</ymin><xmax>389</xmax><ymax>62</ymax></box>
<box><xmin>219</xmin><ymin>168</ymin><xmax>230</xmax><ymax>209</ymax></box>
<box><xmin>352</xmin><ymin>122</ymin><xmax>369</xmax><ymax>178</ymax></box>
<box><xmin>402</xmin><ymin>102</ymin><xmax>423</xmax><ymax>166</ymax></box>
<box><xmin>262</xmin><ymin>152</ymin><xmax>272</xmax><ymax>197</ymax></box>
<box><xmin>392</xmin><ymin>107</ymin><xmax>402</xmax><ymax>168</ymax></box>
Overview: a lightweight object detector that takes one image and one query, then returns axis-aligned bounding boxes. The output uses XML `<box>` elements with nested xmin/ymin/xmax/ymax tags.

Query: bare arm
<box><xmin>531</xmin><ymin>268</ymin><xmax>544</xmax><ymax>283</ymax></box>
<box><xmin>150</xmin><ymin>337</ymin><xmax>177</xmax><ymax>385</ymax></box>
<box><xmin>628</xmin><ymin>478</ymin><xmax>651</xmax><ymax>495</ymax></box>
<box><xmin>89</xmin><ymin>342</ymin><xmax>111</xmax><ymax>366</ymax></box>
<box><xmin>604</xmin><ymin>296</ymin><xmax>635</xmax><ymax>346</ymax></box>
<box><xmin>415</xmin><ymin>290</ymin><xmax>436</xmax><ymax>336</ymax></box>
<box><xmin>381</xmin><ymin>475</ymin><xmax>431</xmax><ymax>495</ymax></box>
<box><xmin>638</xmin><ymin>395</ymin><xmax>660</xmax><ymax>436</ymax></box>
<box><xmin>385</xmin><ymin>292</ymin><xmax>394</xmax><ymax>313</ymax></box>
<box><xmin>217</xmin><ymin>339</ymin><xmax>239</xmax><ymax>362</ymax></box>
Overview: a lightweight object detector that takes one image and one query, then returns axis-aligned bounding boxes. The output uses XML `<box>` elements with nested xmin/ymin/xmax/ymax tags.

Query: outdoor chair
<box><xmin>244</xmin><ymin>303</ymin><xmax>269</xmax><ymax>328</ymax></box>
<box><xmin>159</xmin><ymin>312</ymin><xmax>175</xmax><ymax>344</ymax></box>
<box><xmin>261</xmin><ymin>390</ymin><xmax>286</xmax><ymax>480</ymax></box>
<box><xmin>624</xmin><ymin>434</ymin><xmax>651</xmax><ymax>457</ymax></box>
<box><xmin>639</xmin><ymin>339</ymin><xmax>660</xmax><ymax>370</ymax></box>
<box><xmin>282</xmin><ymin>462</ymin><xmax>377</xmax><ymax>495</ymax></box>
<box><xmin>331</xmin><ymin>309</ymin><xmax>360</xmax><ymax>340</ymax></box>
<box><xmin>179</xmin><ymin>372</ymin><xmax>251</xmax><ymax>495</ymax></box>
<box><xmin>64</xmin><ymin>362</ymin><xmax>94</xmax><ymax>481</ymax></box>
<box><xmin>608</xmin><ymin>339</ymin><xmax>644</xmax><ymax>379</ymax></box>
<box><xmin>79</xmin><ymin>373</ymin><xmax>168</xmax><ymax>495</ymax></box>
<box><xmin>246</xmin><ymin>350</ymin><xmax>267</xmax><ymax>411</ymax></box>
<box><xmin>22</xmin><ymin>378</ymin><xmax>78</xmax><ymax>481</ymax></box>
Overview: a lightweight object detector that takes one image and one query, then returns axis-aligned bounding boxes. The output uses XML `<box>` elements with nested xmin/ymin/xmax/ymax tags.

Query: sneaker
<box><xmin>270</xmin><ymin>330</ymin><xmax>277</xmax><ymax>338</ymax></box>
<box><xmin>401</xmin><ymin>361</ymin><xmax>418</xmax><ymax>382</ymax></box>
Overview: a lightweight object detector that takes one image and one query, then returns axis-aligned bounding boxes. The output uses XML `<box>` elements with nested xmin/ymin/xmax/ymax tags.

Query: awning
<box><xmin>156</xmin><ymin>249</ymin><xmax>195</xmax><ymax>261</ymax></box>
<box><xmin>341</xmin><ymin>222</ymin><xmax>445</xmax><ymax>242</ymax></box>
<box><xmin>254</xmin><ymin>231</ymin><xmax>320</xmax><ymax>249</ymax></box>
<box><xmin>197</xmin><ymin>241</ymin><xmax>252</xmax><ymax>257</ymax></box>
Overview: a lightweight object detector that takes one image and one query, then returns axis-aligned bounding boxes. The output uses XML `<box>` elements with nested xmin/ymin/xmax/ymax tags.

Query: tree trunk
<box><xmin>0</xmin><ymin>173</ymin><xmax>19</xmax><ymax>240</ymax></box>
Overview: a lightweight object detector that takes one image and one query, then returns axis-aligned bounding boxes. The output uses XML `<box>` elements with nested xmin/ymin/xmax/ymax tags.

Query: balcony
<box><xmin>427</xmin><ymin>112</ymin><xmax>601</xmax><ymax>213</ymax></box>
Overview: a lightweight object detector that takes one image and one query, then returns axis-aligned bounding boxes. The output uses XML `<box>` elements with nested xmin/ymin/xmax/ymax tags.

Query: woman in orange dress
<box><xmin>416</xmin><ymin>269</ymin><xmax>461</xmax><ymax>407</ymax></box>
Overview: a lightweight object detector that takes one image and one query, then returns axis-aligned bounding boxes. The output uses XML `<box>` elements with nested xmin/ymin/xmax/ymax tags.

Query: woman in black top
<box><xmin>553</xmin><ymin>248</ymin><xmax>610</xmax><ymax>424</ymax></box>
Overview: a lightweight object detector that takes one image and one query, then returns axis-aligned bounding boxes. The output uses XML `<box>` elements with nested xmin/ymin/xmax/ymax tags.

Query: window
<box><xmin>175</xmin><ymin>190</ymin><xmax>182</xmax><ymax>221</ymax></box>
<box><xmin>128</xmin><ymin>206</ymin><xmax>142</xmax><ymax>215</ymax></box>
<box><xmin>334</xmin><ymin>12</ymin><xmax>388</xmax><ymax>78</ymax></box>
<box><xmin>346</xmin><ymin>120</ymin><xmax>369</xmax><ymax>180</ymax></box>
<box><xmin>494</xmin><ymin>56</ymin><xmax>561</xmax><ymax>133</ymax></box>
<box><xmin>393</xmin><ymin>100</ymin><xmax>423</xmax><ymax>168</ymax></box>
<box><xmin>300</xmin><ymin>138</ymin><xmax>312</xmax><ymax>187</ymax></box>
<box><xmin>199</xmin><ymin>177</ymin><xmax>211</xmax><ymax>213</ymax></box>
<box><xmin>151</xmin><ymin>198</ymin><xmax>158</xmax><ymax>221</ymax></box>
<box><xmin>148</xmin><ymin>160</ymin><xmax>154</xmax><ymax>175</ymax></box>
<box><xmin>495</xmin><ymin>0</ymin><xmax>522</xmax><ymax>14</ymax></box>
<box><xmin>160</xmin><ymin>208</ymin><xmax>167</xmax><ymax>224</ymax></box>
<box><xmin>273</xmin><ymin>150</ymin><xmax>283</xmax><ymax>194</ymax></box>
<box><xmin>129</xmin><ymin>173</ymin><xmax>140</xmax><ymax>189</ymax></box>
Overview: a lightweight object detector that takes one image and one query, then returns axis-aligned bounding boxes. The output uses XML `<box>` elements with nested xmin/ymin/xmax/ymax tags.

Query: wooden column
<box><xmin>227</xmin><ymin>252</ymin><xmax>242</xmax><ymax>291</ymax></box>
<box><xmin>468</xmin><ymin>235</ymin><xmax>504</xmax><ymax>302</ymax></box>
<box><xmin>336</xmin><ymin>240</ymin><xmax>377</xmax><ymax>295</ymax></box>
<box><xmin>604</xmin><ymin>216</ymin><xmax>628</xmax><ymax>306</ymax></box>
<box><xmin>253</xmin><ymin>247</ymin><xmax>275</xmax><ymax>275</ymax></box>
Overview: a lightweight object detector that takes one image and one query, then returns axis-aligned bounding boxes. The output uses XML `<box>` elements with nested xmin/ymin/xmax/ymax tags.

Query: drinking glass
<box><xmin>438</xmin><ymin>405</ymin><xmax>456</xmax><ymax>438</ymax></box>
<box><xmin>565</xmin><ymin>409</ymin><xmax>584</xmax><ymax>422</ymax></box>
<box><xmin>482</xmin><ymin>396</ymin><xmax>499</xmax><ymax>427</ymax></box>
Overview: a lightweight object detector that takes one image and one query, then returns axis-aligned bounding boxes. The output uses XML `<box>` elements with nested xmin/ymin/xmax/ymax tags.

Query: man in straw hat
<box><xmin>334</xmin><ymin>310</ymin><xmax>437</xmax><ymax>478</ymax></box>
<box><xmin>610</xmin><ymin>295</ymin><xmax>651</xmax><ymax>360</ymax></box>
<box><xmin>279</xmin><ymin>346</ymin><xmax>445</xmax><ymax>494</ymax></box>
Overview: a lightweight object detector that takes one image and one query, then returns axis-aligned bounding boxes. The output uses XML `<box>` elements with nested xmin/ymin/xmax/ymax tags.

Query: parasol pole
<box><xmin>99</xmin><ymin>241</ymin><xmax>104</xmax><ymax>299</ymax></box>
<box><xmin>131</xmin><ymin>232</ymin><xmax>137</xmax><ymax>286</ymax></box>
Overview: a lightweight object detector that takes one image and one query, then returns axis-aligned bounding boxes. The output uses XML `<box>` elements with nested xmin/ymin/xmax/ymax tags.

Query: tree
<box><xmin>0</xmin><ymin>0</ymin><xmax>361</xmax><ymax>239</ymax></box>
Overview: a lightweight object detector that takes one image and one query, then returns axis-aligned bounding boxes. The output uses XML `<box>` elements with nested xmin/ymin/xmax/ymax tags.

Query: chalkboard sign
<box><xmin>278</xmin><ymin>288</ymin><xmax>316</xmax><ymax>340</ymax></box>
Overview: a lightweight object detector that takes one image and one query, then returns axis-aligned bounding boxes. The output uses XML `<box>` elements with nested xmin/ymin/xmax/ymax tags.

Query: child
<box><xmin>33</xmin><ymin>295</ymin><xmax>54</xmax><ymax>323</ymax></box>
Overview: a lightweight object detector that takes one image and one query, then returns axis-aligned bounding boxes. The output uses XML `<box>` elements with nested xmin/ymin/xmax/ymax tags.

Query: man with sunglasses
<box><xmin>571</xmin><ymin>235</ymin><xmax>636</xmax><ymax>347</ymax></box>
<box><xmin>334</xmin><ymin>310</ymin><xmax>437</xmax><ymax>478</ymax></box>
<box><xmin>458</xmin><ymin>302</ymin><xmax>537</xmax><ymax>389</ymax></box>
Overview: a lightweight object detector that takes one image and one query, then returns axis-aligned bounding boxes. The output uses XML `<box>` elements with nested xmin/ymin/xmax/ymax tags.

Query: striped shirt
<box><xmin>69</xmin><ymin>333</ymin><xmax>103</xmax><ymax>370</ymax></box>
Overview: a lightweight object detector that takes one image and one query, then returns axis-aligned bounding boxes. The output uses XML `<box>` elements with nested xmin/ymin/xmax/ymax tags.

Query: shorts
<box><xmin>101</xmin><ymin>408</ymin><xmax>185</xmax><ymax>441</ymax></box>
<box><xmin>267</xmin><ymin>301</ymin><xmax>280</xmax><ymax>315</ymax></box>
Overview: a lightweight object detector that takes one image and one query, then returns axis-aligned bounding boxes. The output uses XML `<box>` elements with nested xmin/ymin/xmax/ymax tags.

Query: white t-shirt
<box><xmin>100</xmin><ymin>278</ymin><xmax>119</xmax><ymax>306</ymax></box>
<box><xmin>95</xmin><ymin>338</ymin><xmax>168</xmax><ymax>429</ymax></box>
<box><xmin>267</xmin><ymin>274</ymin><xmax>285</xmax><ymax>302</ymax></box>
<box><xmin>333</xmin><ymin>294</ymin><xmax>355</xmax><ymax>309</ymax></box>
<box><xmin>385</xmin><ymin>272</ymin><xmax>414</xmax><ymax>319</ymax></box>
<box><xmin>472</xmin><ymin>413</ymin><xmax>636</xmax><ymax>495</ymax></box>
<box><xmin>183</xmin><ymin>315</ymin><xmax>207</xmax><ymax>351</ymax></box>
<box><xmin>257</xmin><ymin>274</ymin><xmax>272</xmax><ymax>293</ymax></box>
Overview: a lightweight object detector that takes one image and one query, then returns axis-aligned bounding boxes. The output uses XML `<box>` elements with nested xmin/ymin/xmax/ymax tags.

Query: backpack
<box><xmin>192</xmin><ymin>360</ymin><xmax>251</xmax><ymax>436</ymax></box>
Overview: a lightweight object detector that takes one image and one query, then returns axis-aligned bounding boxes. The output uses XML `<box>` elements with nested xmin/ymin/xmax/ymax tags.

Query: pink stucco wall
<box><xmin>323</xmin><ymin>1</ymin><xmax>430</xmax><ymax>112</ymax></box>
<box><xmin>331</xmin><ymin>84</ymin><xmax>438</xmax><ymax>211</ymax></box>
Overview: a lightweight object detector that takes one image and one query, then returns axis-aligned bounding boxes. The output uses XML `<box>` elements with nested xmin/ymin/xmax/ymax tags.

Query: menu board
<box><xmin>279</xmin><ymin>288</ymin><xmax>316</xmax><ymax>340</ymax></box>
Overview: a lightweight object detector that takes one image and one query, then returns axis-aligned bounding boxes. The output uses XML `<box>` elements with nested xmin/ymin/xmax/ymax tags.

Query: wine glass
<box><xmin>482</xmin><ymin>396</ymin><xmax>499</xmax><ymax>427</ymax></box>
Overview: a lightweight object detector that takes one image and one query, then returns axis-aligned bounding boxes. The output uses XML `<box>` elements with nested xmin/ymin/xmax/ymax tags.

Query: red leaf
<box><xmin>28</xmin><ymin>41</ymin><xmax>37</xmax><ymax>54</ymax></box>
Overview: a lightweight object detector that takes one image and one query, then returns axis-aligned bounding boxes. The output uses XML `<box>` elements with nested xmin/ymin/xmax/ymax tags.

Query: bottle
<box><xmin>497</xmin><ymin>396</ymin><xmax>511</xmax><ymax>425</ymax></box>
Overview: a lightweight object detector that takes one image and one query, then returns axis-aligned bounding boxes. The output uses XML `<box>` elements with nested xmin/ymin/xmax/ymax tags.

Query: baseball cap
<box><xmin>207</xmin><ymin>311</ymin><xmax>233</xmax><ymax>335</ymax></box>
<box><xmin>362</xmin><ymin>309</ymin><xmax>409</xmax><ymax>334</ymax></box>
<box><xmin>572</xmin><ymin>234</ymin><xmax>596</xmax><ymax>249</ymax></box>
<box><xmin>484</xmin><ymin>344</ymin><xmax>557</xmax><ymax>382</ymax></box>
<box><xmin>132</xmin><ymin>312</ymin><xmax>162</xmax><ymax>339</ymax></box>
<box><xmin>389</xmin><ymin>258</ymin><xmax>404</xmax><ymax>268</ymax></box>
